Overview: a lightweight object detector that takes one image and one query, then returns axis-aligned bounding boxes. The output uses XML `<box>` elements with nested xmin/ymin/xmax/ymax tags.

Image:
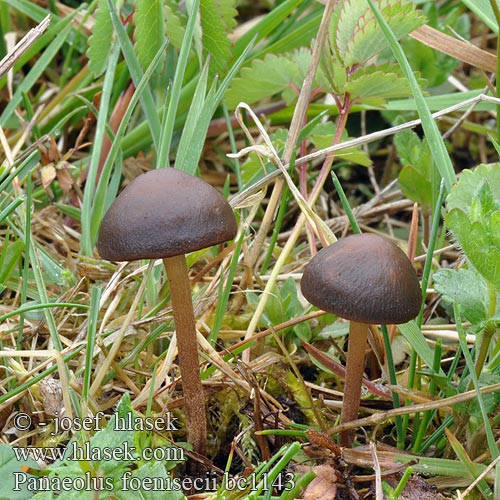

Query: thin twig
<box><xmin>0</xmin><ymin>15</ymin><xmax>51</xmax><ymax>79</ymax></box>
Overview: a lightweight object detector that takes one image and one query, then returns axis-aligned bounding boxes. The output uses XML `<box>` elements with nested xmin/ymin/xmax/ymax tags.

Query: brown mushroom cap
<box><xmin>96</xmin><ymin>168</ymin><xmax>237</xmax><ymax>261</ymax></box>
<box><xmin>301</xmin><ymin>233</ymin><xmax>422</xmax><ymax>324</ymax></box>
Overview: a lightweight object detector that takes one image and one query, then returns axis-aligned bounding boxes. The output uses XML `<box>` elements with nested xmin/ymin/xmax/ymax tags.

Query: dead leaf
<box><xmin>298</xmin><ymin>464</ymin><xmax>337</xmax><ymax>500</ymax></box>
<box><xmin>39</xmin><ymin>378</ymin><xmax>64</xmax><ymax>417</ymax></box>
<box><xmin>40</xmin><ymin>164</ymin><xmax>56</xmax><ymax>190</ymax></box>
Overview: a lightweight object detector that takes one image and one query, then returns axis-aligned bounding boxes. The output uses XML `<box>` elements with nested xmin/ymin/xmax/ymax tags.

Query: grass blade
<box><xmin>366</xmin><ymin>0</ymin><xmax>456</xmax><ymax>192</ymax></box>
<box><xmin>107</xmin><ymin>0</ymin><xmax>162</xmax><ymax>150</ymax></box>
<box><xmin>157</xmin><ymin>0</ymin><xmax>199</xmax><ymax>168</ymax></box>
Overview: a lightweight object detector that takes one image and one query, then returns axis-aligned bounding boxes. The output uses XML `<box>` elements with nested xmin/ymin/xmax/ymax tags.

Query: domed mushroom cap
<box><xmin>97</xmin><ymin>168</ymin><xmax>237</xmax><ymax>261</ymax></box>
<box><xmin>301</xmin><ymin>233</ymin><xmax>422</xmax><ymax>324</ymax></box>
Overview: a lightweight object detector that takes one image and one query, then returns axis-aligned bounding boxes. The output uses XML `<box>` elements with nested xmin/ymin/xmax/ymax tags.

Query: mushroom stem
<box><xmin>163</xmin><ymin>255</ymin><xmax>207</xmax><ymax>457</ymax></box>
<box><xmin>339</xmin><ymin>321</ymin><xmax>368</xmax><ymax>448</ymax></box>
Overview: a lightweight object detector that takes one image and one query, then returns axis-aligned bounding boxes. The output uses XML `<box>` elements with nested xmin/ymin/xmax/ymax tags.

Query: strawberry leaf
<box><xmin>433</xmin><ymin>268</ymin><xmax>488</xmax><ymax>324</ymax></box>
<box><xmin>446</xmin><ymin>164</ymin><xmax>500</xmax><ymax>288</ymax></box>
<box><xmin>332</xmin><ymin>0</ymin><xmax>424</xmax><ymax>67</ymax></box>
<box><xmin>333</xmin><ymin>0</ymin><xmax>370</xmax><ymax>63</ymax></box>
<box><xmin>134</xmin><ymin>0</ymin><xmax>165</xmax><ymax>72</ymax></box>
<box><xmin>225</xmin><ymin>53</ymin><xmax>298</xmax><ymax>109</ymax></box>
<box><xmin>344</xmin><ymin>64</ymin><xmax>417</xmax><ymax>104</ymax></box>
<box><xmin>87</xmin><ymin>0</ymin><xmax>113</xmax><ymax>77</ymax></box>
<box><xmin>200</xmin><ymin>0</ymin><xmax>237</xmax><ymax>76</ymax></box>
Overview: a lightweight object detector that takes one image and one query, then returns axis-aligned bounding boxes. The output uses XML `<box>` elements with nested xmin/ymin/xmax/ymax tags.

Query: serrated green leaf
<box><xmin>333</xmin><ymin>0</ymin><xmax>372</xmax><ymax>62</ymax></box>
<box><xmin>216</xmin><ymin>0</ymin><xmax>238</xmax><ymax>35</ymax></box>
<box><xmin>447</xmin><ymin>164</ymin><xmax>500</xmax><ymax>213</ymax></box>
<box><xmin>433</xmin><ymin>268</ymin><xmax>488</xmax><ymax>324</ymax></box>
<box><xmin>446</xmin><ymin>164</ymin><xmax>500</xmax><ymax>288</ymax></box>
<box><xmin>344</xmin><ymin>64</ymin><xmax>415</xmax><ymax>104</ymax></box>
<box><xmin>87</xmin><ymin>0</ymin><xmax>113</xmax><ymax>77</ymax></box>
<box><xmin>135</xmin><ymin>0</ymin><xmax>165</xmax><ymax>72</ymax></box>
<box><xmin>165</xmin><ymin>0</ymin><xmax>186</xmax><ymax>50</ymax></box>
<box><xmin>282</xmin><ymin>47</ymin><xmax>313</xmax><ymax>105</ymax></box>
<box><xmin>225</xmin><ymin>54</ymin><xmax>298</xmax><ymax>109</ymax></box>
<box><xmin>200</xmin><ymin>0</ymin><xmax>236</xmax><ymax>76</ymax></box>
<box><xmin>469</xmin><ymin>180</ymin><xmax>500</xmax><ymax>222</ymax></box>
<box><xmin>344</xmin><ymin>1</ymin><xmax>425</xmax><ymax>67</ymax></box>
<box><xmin>447</xmin><ymin>208</ymin><xmax>500</xmax><ymax>289</ymax></box>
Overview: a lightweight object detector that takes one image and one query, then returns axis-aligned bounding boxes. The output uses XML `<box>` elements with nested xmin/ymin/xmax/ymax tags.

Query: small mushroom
<box><xmin>97</xmin><ymin>168</ymin><xmax>237</xmax><ymax>458</ymax></box>
<box><xmin>300</xmin><ymin>233</ymin><xmax>421</xmax><ymax>447</ymax></box>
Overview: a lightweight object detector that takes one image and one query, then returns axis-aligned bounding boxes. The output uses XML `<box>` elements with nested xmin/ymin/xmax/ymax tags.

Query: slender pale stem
<box><xmin>163</xmin><ymin>255</ymin><xmax>207</xmax><ymax>457</ymax></box>
<box><xmin>339</xmin><ymin>321</ymin><xmax>368</xmax><ymax>448</ymax></box>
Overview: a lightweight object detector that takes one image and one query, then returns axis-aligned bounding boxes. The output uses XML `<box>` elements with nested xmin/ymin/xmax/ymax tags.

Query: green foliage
<box><xmin>318</xmin><ymin>0</ymin><xmax>425</xmax><ymax>105</ymax></box>
<box><xmin>367</xmin><ymin>0</ymin><xmax>456</xmax><ymax>192</ymax></box>
<box><xmin>164</xmin><ymin>0</ymin><xmax>237</xmax><ymax>76</ymax></box>
<box><xmin>330</xmin><ymin>0</ymin><xmax>425</xmax><ymax>67</ymax></box>
<box><xmin>135</xmin><ymin>0</ymin><xmax>165</xmax><ymax>72</ymax></box>
<box><xmin>400</xmin><ymin>0</ymin><xmax>469</xmax><ymax>90</ymax></box>
<box><xmin>395</xmin><ymin>128</ymin><xmax>433</xmax><ymax>208</ymax></box>
<box><xmin>225</xmin><ymin>53</ymin><xmax>299</xmax><ymax>109</ymax></box>
<box><xmin>199</xmin><ymin>0</ymin><xmax>237</xmax><ymax>76</ymax></box>
<box><xmin>433</xmin><ymin>268</ymin><xmax>488</xmax><ymax>324</ymax></box>
<box><xmin>344</xmin><ymin>63</ymin><xmax>415</xmax><ymax>105</ymax></box>
<box><xmin>446</xmin><ymin>164</ymin><xmax>500</xmax><ymax>289</ymax></box>
<box><xmin>281</xmin><ymin>47</ymin><xmax>313</xmax><ymax>105</ymax></box>
<box><xmin>0</xmin><ymin>237</ymin><xmax>24</xmax><ymax>293</ymax></box>
<box><xmin>174</xmin><ymin>40</ymin><xmax>253</xmax><ymax>174</ymax></box>
<box><xmin>247</xmin><ymin>278</ymin><xmax>311</xmax><ymax>341</ymax></box>
<box><xmin>469</xmin><ymin>373</ymin><xmax>500</xmax><ymax>418</ymax></box>
<box><xmin>461</xmin><ymin>0</ymin><xmax>498</xmax><ymax>32</ymax></box>
<box><xmin>87</xmin><ymin>0</ymin><xmax>113</xmax><ymax>77</ymax></box>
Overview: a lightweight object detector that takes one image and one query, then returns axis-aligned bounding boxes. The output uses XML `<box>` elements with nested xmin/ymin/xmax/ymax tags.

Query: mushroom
<box><xmin>96</xmin><ymin>168</ymin><xmax>237</xmax><ymax>458</ymax></box>
<box><xmin>300</xmin><ymin>233</ymin><xmax>421</xmax><ymax>447</ymax></box>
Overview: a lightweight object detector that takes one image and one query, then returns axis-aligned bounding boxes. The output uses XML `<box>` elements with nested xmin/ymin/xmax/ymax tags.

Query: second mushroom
<box><xmin>300</xmin><ymin>233</ymin><xmax>421</xmax><ymax>447</ymax></box>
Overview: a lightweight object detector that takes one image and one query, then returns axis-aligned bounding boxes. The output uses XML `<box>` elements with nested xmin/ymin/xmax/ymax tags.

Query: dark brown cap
<box><xmin>301</xmin><ymin>233</ymin><xmax>422</xmax><ymax>324</ymax></box>
<box><xmin>96</xmin><ymin>168</ymin><xmax>237</xmax><ymax>261</ymax></box>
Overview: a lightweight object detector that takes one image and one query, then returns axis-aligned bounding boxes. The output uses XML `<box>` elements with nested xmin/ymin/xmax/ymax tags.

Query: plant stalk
<box><xmin>163</xmin><ymin>255</ymin><xmax>207</xmax><ymax>458</ymax></box>
<box><xmin>339</xmin><ymin>320</ymin><xmax>368</xmax><ymax>447</ymax></box>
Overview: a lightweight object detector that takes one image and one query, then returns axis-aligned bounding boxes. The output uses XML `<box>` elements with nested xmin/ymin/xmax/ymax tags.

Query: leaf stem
<box><xmin>339</xmin><ymin>321</ymin><xmax>368</xmax><ymax>447</ymax></box>
<box><xmin>163</xmin><ymin>255</ymin><xmax>207</xmax><ymax>459</ymax></box>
